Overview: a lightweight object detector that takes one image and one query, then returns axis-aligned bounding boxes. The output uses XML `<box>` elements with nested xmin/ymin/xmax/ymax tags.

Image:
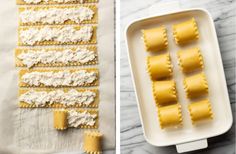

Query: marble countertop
<box><xmin>120</xmin><ymin>0</ymin><xmax>236</xmax><ymax>153</ymax></box>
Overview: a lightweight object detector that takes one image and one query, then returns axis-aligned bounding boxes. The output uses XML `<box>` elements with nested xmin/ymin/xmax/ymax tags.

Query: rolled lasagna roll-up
<box><xmin>184</xmin><ymin>73</ymin><xmax>208</xmax><ymax>99</ymax></box>
<box><xmin>53</xmin><ymin>110</ymin><xmax>68</xmax><ymax>130</ymax></box>
<box><xmin>177</xmin><ymin>47</ymin><xmax>204</xmax><ymax>73</ymax></box>
<box><xmin>147</xmin><ymin>53</ymin><xmax>172</xmax><ymax>80</ymax></box>
<box><xmin>158</xmin><ymin>104</ymin><xmax>182</xmax><ymax>129</ymax></box>
<box><xmin>142</xmin><ymin>26</ymin><xmax>168</xmax><ymax>52</ymax></box>
<box><xmin>188</xmin><ymin>99</ymin><xmax>213</xmax><ymax>123</ymax></box>
<box><xmin>152</xmin><ymin>80</ymin><xmax>177</xmax><ymax>106</ymax></box>
<box><xmin>83</xmin><ymin>131</ymin><xmax>103</xmax><ymax>154</ymax></box>
<box><xmin>173</xmin><ymin>18</ymin><xmax>199</xmax><ymax>45</ymax></box>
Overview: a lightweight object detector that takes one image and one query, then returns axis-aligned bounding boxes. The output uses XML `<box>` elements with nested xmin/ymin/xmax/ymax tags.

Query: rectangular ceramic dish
<box><xmin>125</xmin><ymin>8</ymin><xmax>232</xmax><ymax>153</ymax></box>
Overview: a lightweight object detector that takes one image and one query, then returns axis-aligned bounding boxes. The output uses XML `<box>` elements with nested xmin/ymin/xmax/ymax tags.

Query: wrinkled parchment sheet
<box><xmin>0</xmin><ymin>0</ymin><xmax>115</xmax><ymax>153</ymax></box>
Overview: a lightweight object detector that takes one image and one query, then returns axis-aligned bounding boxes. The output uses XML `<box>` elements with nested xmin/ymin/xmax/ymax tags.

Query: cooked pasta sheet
<box><xmin>152</xmin><ymin>80</ymin><xmax>177</xmax><ymax>106</ymax></box>
<box><xmin>147</xmin><ymin>53</ymin><xmax>172</xmax><ymax>80</ymax></box>
<box><xmin>15</xmin><ymin>46</ymin><xmax>98</xmax><ymax>68</ymax></box>
<box><xmin>188</xmin><ymin>99</ymin><xmax>213</xmax><ymax>123</ymax></box>
<box><xmin>184</xmin><ymin>73</ymin><xmax>208</xmax><ymax>99</ymax></box>
<box><xmin>18</xmin><ymin>69</ymin><xmax>99</xmax><ymax>88</ymax></box>
<box><xmin>83</xmin><ymin>131</ymin><xmax>103</xmax><ymax>154</ymax></box>
<box><xmin>18</xmin><ymin>25</ymin><xmax>97</xmax><ymax>46</ymax></box>
<box><xmin>18</xmin><ymin>5</ymin><xmax>98</xmax><ymax>26</ymax></box>
<box><xmin>18</xmin><ymin>88</ymin><xmax>99</xmax><ymax>108</ymax></box>
<box><xmin>177</xmin><ymin>47</ymin><xmax>204</xmax><ymax>73</ymax></box>
<box><xmin>16</xmin><ymin>0</ymin><xmax>98</xmax><ymax>5</ymax></box>
<box><xmin>158</xmin><ymin>104</ymin><xmax>182</xmax><ymax>129</ymax></box>
<box><xmin>173</xmin><ymin>18</ymin><xmax>199</xmax><ymax>45</ymax></box>
<box><xmin>53</xmin><ymin>110</ymin><xmax>68</xmax><ymax>130</ymax></box>
<box><xmin>53</xmin><ymin>109</ymin><xmax>99</xmax><ymax>129</ymax></box>
<box><xmin>142</xmin><ymin>26</ymin><xmax>168</xmax><ymax>52</ymax></box>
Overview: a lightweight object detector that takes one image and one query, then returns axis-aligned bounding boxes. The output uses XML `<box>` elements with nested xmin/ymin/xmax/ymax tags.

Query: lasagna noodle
<box><xmin>54</xmin><ymin>109</ymin><xmax>99</xmax><ymax>129</ymax></box>
<box><xmin>177</xmin><ymin>47</ymin><xmax>204</xmax><ymax>73</ymax></box>
<box><xmin>184</xmin><ymin>73</ymin><xmax>208</xmax><ymax>99</ymax></box>
<box><xmin>18</xmin><ymin>26</ymin><xmax>97</xmax><ymax>46</ymax></box>
<box><xmin>158</xmin><ymin>104</ymin><xmax>182</xmax><ymax>129</ymax></box>
<box><xmin>15</xmin><ymin>46</ymin><xmax>98</xmax><ymax>67</ymax></box>
<box><xmin>16</xmin><ymin>0</ymin><xmax>98</xmax><ymax>5</ymax></box>
<box><xmin>173</xmin><ymin>18</ymin><xmax>199</xmax><ymax>45</ymax></box>
<box><xmin>147</xmin><ymin>53</ymin><xmax>172</xmax><ymax>80</ymax></box>
<box><xmin>18</xmin><ymin>5</ymin><xmax>98</xmax><ymax>26</ymax></box>
<box><xmin>53</xmin><ymin>110</ymin><xmax>68</xmax><ymax>130</ymax></box>
<box><xmin>18</xmin><ymin>88</ymin><xmax>99</xmax><ymax>108</ymax></box>
<box><xmin>142</xmin><ymin>26</ymin><xmax>168</xmax><ymax>52</ymax></box>
<box><xmin>83</xmin><ymin>131</ymin><xmax>103</xmax><ymax>154</ymax></box>
<box><xmin>188</xmin><ymin>99</ymin><xmax>213</xmax><ymax>123</ymax></box>
<box><xmin>152</xmin><ymin>80</ymin><xmax>177</xmax><ymax>106</ymax></box>
<box><xmin>18</xmin><ymin>68</ymin><xmax>99</xmax><ymax>88</ymax></box>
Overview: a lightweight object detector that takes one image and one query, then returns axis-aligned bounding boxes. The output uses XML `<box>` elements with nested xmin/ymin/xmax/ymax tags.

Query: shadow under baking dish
<box><xmin>125</xmin><ymin>8</ymin><xmax>233</xmax><ymax>147</ymax></box>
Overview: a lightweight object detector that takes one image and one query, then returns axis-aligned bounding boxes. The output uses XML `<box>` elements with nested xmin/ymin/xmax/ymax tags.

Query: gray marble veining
<box><xmin>120</xmin><ymin>0</ymin><xmax>236</xmax><ymax>153</ymax></box>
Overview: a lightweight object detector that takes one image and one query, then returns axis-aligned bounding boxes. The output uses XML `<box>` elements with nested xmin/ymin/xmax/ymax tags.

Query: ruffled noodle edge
<box><xmin>16</xmin><ymin>0</ymin><xmax>98</xmax><ymax>5</ymax></box>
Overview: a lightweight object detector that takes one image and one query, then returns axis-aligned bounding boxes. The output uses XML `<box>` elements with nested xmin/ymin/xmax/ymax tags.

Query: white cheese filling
<box><xmin>20</xmin><ymin>7</ymin><xmax>94</xmax><ymax>24</ymax></box>
<box><xmin>21</xmin><ymin>70</ymin><xmax>97</xmax><ymax>87</ymax></box>
<box><xmin>19</xmin><ymin>89</ymin><xmax>96</xmax><ymax>107</ymax></box>
<box><xmin>68</xmin><ymin>110</ymin><xmax>97</xmax><ymax>127</ymax></box>
<box><xmin>23</xmin><ymin>0</ymin><xmax>85</xmax><ymax>4</ymax></box>
<box><xmin>20</xmin><ymin>26</ymin><xmax>93</xmax><ymax>45</ymax></box>
<box><xmin>18</xmin><ymin>48</ymin><xmax>96</xmax><ymax>68</ymax></box>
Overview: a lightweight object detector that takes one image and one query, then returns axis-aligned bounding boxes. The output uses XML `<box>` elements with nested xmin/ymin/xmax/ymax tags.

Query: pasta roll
<box><xmin>53</xmin><ymin>110</ymin><xmax>68</xmax><ymax>130</ymax></box>
<box><xmin>173</xmin><ymin>18</ymin><xmax>199</xmax><ymax>45</ymax></box>
<box><xmin>83</xmin><ymin>131</ymin><xmax>103</xmax><ymax>154</ymax></box>
<box><xmin>142</xmin><ymin>26</ymin><xmax>168</xmax><ymax>52</ymax></box>
<box><xmin>177</xmin><ymin>47</ymin><xmax>204</xmax><ymax>73</ymax></box>
<box><xmin>152</xmin><ymin>80</ymin><xmax>177</xmax><ymax>106</ymax></box>
<box><xmin>147</xmin><ymin>53</ymin><xmax>172</xmax><ymax>80</ymax></box>
<box><xmin>158</xmin><ymin>104</ymin><xmax>182</xmax><ymax>129</ymax></box>
<box><xmin>184</xmin><ymin>73</ymin><xmax>208</xmax><ymax>99</ymax></box>
<box><xmin>188</xmin><ymin>99</ymin><xmax>213</xmax><ymax>123</ymax></box>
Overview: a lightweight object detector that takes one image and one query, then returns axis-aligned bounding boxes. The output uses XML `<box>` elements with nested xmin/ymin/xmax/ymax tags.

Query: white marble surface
<box><xmin>120</xmin><ymin>0</ymin><xmax>236</xmax><ymax>153</ymax></box>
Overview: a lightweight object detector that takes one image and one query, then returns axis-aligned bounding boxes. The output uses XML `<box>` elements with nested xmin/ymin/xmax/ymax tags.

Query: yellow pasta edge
<box><xmin>18</xmin><ymin>88</ymin><xmax>99</xmax><ymax>108</ymax></box>
<box><xmin>18</xmin><ymin>5</ymin><xmax>98</xmax><ymax>26</ymax></box>
<box><xmin>15</xmin><ymin>46</ymin><xmax>98</xmax><ymax>68</ymax></box>
<box><xmin>196</xmin><ymin>48</ymin><xmax>204</xmax><ymax>70</ymax></box>
<box><xmin>16</xmin><ymin>0</ymin><xmax>98</xmax><ymax>5</ymax></box>
<box><xmin>152</xmin><ymin>81</ymin><xmax>177</xmax><ymax>107</ymax></box>
<box><xmin>142</xmin><ymin>29</ymin><xmax>149</xmax><ymax>51</ymax></box>
<box><xmin>158</xmin><ymin>104</ymin><xmax>182</xmax><ymax>129</ymax></box>
<box><xmin>18</xmin><ymin>26</ymin><xmax>97</xmax><ymax>46</ymax></box>
<box><xmin>161</xmin><ymin>26</ymin><xmax>168</xmax><ymax>50</ymax></box>
<box><xmin>146</xmin><ymin>56</ymin><xmax>153</xmax><ymax>80</ymax></box>
<box><xmin>18</xmin><ymin>68</ymin><xmax>99</xmax><ymax>88</ymax></box>
<box><xmin>200</xmin><ymin>73</ymin><xmax>209</xmax><ymax>94</ymax></box>
<box><xmin>172</xmin><ymin>24</ymin><xmax>180</xmax><ymax>45</ymax></box>
<box><xmin>191</xmin><ymin>18</ymin><xmax>199</xmax><ymax>40</ymax></box>
<box><xmin>188</xmin><ymin>100</ymin><xmax>213</xmax><ymax>124</ymax></box>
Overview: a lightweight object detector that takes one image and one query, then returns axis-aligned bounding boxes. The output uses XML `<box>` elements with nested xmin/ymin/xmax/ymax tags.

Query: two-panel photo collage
<box><xmin>0</xmin><ymin>0</ymin><xmax>235</xmax><ymax>154</ymax></box>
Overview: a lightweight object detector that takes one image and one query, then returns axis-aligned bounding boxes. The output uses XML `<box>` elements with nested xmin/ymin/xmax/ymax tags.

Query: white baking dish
<box><xmin>125</xmin><ymin>8</ymin><xmax>233</xmax><ymax>153</ymax></box>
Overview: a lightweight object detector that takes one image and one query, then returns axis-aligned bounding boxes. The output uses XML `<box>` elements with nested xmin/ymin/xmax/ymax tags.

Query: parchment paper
<box><xmin>0</xmin><ymin>0</ymin><xmax>115</xmax><ymax>153</ymax></box>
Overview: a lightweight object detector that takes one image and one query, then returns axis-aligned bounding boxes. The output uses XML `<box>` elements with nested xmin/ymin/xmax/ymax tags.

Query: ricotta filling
<box><xmin>19</xmin><ymin>89</ymin><xmax>96</xmax><ymax>107</ymax></box>
<box><xmin>20</xmin><ymin>7</ymin><xmax>94</xmax><ymax>24</ymax></box>
<box><xmin>67</xmin><ymin>110</ymin><xmax>97</xmax><ymax>127</ymax></box>
<box><xmin>20</xmin><ymin>26</ymin><xmax>93</xmax><ymax>45</ymax></box>
<box><xmin>18</xmin><ymin>48</ymin><xmax>96</xmax><ymax>68</ymax></box>
<box><xmin>23</xmin><ymin>0</ymin><xmax>85</xmax><ymax>4</ymax></box>
<box><xmin>21</xmin><ymin>70</ymin><xmax>97</xmax><ymax>87</ymax></box>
